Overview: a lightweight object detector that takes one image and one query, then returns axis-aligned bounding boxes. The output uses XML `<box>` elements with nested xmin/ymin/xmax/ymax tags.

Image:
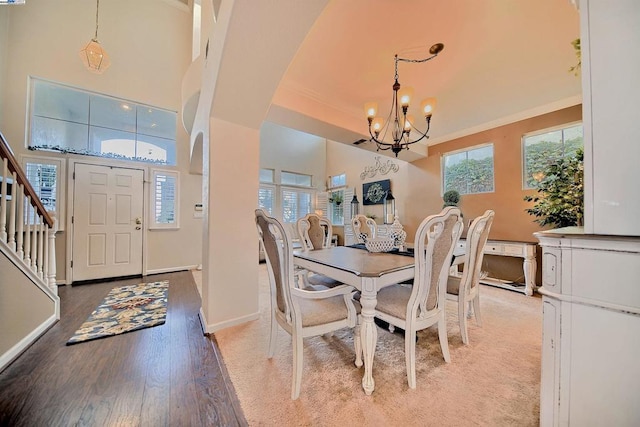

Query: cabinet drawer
<box><xmin>503</xmin><ymin>244</ymin><xmax>525</xmax><ymax>256</ymax></box>
<box><xmin>484</xmin><ymin>244</ymin><xmax>502</xmax><ymax>255</ymax></box>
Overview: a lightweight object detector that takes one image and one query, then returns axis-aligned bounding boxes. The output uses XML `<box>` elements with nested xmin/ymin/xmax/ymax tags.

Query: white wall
<box><xmin>0</xmin><ymin>7</ymin><xmax>7</xmax><ymax>123</ymax></box>
<box><xmin>0</xmin><ymin>0</ymin><xmax>202</xmax><ymax>281</ymax></box>
<box><xmin>0</xmin><ymin>251</ymin><xmax>56</xmax><ymax>358</ymax></box>
<box><xmin>260</xmin><ymin>121</ymin><xmax>327</xmax><ymax>219</ymax></box>
<box><xmin>326</xmin><ymin>142</ymin><xmax>411</xmax><ymax>228</ymax></box>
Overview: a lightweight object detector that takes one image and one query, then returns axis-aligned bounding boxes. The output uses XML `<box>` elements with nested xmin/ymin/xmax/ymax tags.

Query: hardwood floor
<box><xmin>0</xmin><ymin>271</ymin><xmax>246</xmax><ymax>427</ymax></box>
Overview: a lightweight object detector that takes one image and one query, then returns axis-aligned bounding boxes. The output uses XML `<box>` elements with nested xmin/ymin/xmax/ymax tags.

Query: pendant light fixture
<box><xmin>79</xmin><ymin>0</ymin><xmax>111</xmax><ymax>74</ymax></box>
<box><xmin>365</xmin><ymin>43</ymin><xmax>444</xmax><ymax>157</ymax></box>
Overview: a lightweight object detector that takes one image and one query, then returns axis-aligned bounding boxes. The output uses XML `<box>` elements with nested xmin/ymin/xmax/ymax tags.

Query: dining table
<box><xmin>293</xmin><ymin>245</ymin><xmax>415</xmax><ymax>395</ymax></box>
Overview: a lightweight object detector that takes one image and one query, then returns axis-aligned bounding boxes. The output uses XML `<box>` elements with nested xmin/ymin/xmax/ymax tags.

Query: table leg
<box><xmin>359</xmin><ymin>277</ymin><xmax>377</xmax><ymax>395</ymax></box>
<box><xmin>523</xmin><ymin>256</ymin><xmax>537</xmax><ymax>296</ymax></box>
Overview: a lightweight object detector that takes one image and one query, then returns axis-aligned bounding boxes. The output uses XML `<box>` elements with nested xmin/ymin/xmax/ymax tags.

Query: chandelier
<box><xmin>79</xmin><ymin>0</ymin><xmax>111</xmax><ymax>74</ymax></box>
<box><xmin>364</xmin><ymin>43</ymin><xmax>444</xmax><ymax>157</ymax></box>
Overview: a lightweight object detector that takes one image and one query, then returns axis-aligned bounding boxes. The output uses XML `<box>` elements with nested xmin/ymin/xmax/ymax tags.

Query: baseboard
<box><xmin>0</xmin><ymin>313</ymin><xmax>58</xmax><ymax>373</ymax></box>
<box><xmin>199</xmin><ymin>308</ymin><xmax>259</xmax><ymax>334</ymax></box>
<box><xmin>145</xmin><ymin>264</ymin><xmax>199</xmax><ymax>275</ymax></box>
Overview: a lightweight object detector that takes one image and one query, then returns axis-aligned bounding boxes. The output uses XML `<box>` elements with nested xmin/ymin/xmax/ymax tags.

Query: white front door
<box><xmin>72</xmin><ymin>163</ymin><xmax>144</xmax><ymax>282</ymax></box>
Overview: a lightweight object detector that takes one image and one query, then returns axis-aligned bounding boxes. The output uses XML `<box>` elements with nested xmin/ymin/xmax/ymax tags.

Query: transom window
<box><xmin>522</xmin><ymin>123</ymin><xmax>583</xmax><ymax>189</ymax></box>
<box><xmin>442</xmin><ymin>144</ymin><xmax>495</xmax><ymax>195</ymax></box>
<box><xmin>329</xmin><ymin>173</ymin><xmax>346</xmax><ymax>188</ymax></box>
<box><xmin>28</xmin><ymin>78</ymin><xmax>177</xmax><ymax>165</ymax></box>
<box><xmin>281</xmin><ymin>171</ymin><xmax>312</xmax><ymax>187</ymax></box>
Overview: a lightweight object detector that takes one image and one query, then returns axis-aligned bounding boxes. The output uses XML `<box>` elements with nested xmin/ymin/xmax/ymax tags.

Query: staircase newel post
<box><xmin>47</xmin><ymin>212</ymin><xmax>57</xmax><ymax>292</ymax></box>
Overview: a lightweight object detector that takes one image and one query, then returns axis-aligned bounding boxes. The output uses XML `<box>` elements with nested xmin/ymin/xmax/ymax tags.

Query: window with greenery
<box><xmin>29</xmin><ymin>78</ymin><xmax>177</xmax><ymax>165</ymax></box>
<box><xmin>523</xmin><ymin>123</ymin><xmax>583</xmax><ymax>189</ymax></box>
<box><xmin>328</xmin><ymin>189</ymin><xmax>345</xmax><ymax>226</ymax></box>
<box><xmin>21</xmin><ymin>155</ymin><xmax>65</xmax><ymax>230</ymax></box>
<box><xmin>443</xmin><ymin>144</ymin><xmax>494</xmax><ymax>195</ymax></box>
<box><xmin>327</xmin><ymin>173</ymin><xmax>346</xmax><ymax>226</ymax></box>
<box><xmin>150</xmin><ymin>170</ymin><xmax>179</xmax><ymax>229</ymax></box>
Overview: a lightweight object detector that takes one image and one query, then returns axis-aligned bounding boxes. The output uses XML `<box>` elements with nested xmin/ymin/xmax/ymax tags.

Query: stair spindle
<box><xmin>8</xmin><ymin>171</ymin><xmax>17</xmax><ymax>250</ymax></box>
<box><xmin>24</xmin><ymin>196</ymin><xmax>31</xmax><ymax>266</ymax></box>
<box><xmin>16</xmin><ymin>184</ymin><xmax>24</xmax><ymax>259</ymax></box>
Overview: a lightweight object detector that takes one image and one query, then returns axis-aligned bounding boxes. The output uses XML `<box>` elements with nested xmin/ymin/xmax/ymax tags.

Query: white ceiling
<box><xmin>267</xmin><ymin>0</ymin><xmax>581</xmax><ymax>159</ymax></box>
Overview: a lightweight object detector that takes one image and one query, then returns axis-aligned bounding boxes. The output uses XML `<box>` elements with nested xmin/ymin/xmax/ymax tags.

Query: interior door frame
<box><xmin>66</xmin><ymin>158</ymin><xmax>149</xmax><ymax>284</ymax></box>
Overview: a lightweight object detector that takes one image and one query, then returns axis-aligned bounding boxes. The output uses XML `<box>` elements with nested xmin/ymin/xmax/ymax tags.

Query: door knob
<box><xmin>136</xmin><ymin>226</ymin><xmax>142</xmax><ymax>230</ymax></box>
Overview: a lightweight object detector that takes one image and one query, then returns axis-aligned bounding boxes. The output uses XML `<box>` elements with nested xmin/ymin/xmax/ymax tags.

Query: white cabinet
<box><xmin>536</xmin><ymin>229</ymin><xmax>640</xmax><ymax>426</ymax></box>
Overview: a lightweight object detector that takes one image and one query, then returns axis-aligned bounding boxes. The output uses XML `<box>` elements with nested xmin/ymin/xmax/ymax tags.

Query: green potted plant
<box><xmin>524</xmin><ymin>148</ymin><xmax>584</xmax><ymax>228</ymax></box>
<box><xmin>329</xmin><ymin>191</ymin><xmax>343</xmax><ymax>206</ymax></box>
<box><xmin>442</xmin><ymin>190</ymin><xmax>461</xmax><ymax>208</ymax></box>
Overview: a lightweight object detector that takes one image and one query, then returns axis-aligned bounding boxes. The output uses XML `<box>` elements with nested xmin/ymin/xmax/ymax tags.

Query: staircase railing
<box><xmin>0</xmin><ymin>131</ymin><xmax>57</xmax><ymax>293</ymax></box>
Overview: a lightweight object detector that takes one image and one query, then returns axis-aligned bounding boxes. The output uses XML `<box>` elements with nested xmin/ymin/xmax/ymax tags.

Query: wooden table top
<box><xmin>294</xmin><ymin>246</ymin><xmax>415</xmax><ymax>278</ymax></box>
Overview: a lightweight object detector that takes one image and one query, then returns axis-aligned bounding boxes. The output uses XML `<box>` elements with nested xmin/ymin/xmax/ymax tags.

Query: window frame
<box><xmin>27</xmin><ymin>77</ymin><xmax>177</xmax><ymax>166</ymax></box>
<box><xmin>258</xmin><ymin>183</ymin><xmax>276</xmax><ymax>216</ymax></box>
<box><xmin>327</xmin><ymin>173</ymin><xmax>347</xmax><ymax>226</ymax></box>
<box><xmin>521</xmin><ymin>121</ymin><xmax>583</xmax><ymax>190</ymax></box>
<box><xmin>20</xmin><ymin>154</ymin><xmax>66</xmax><ymax>231</ymax></box>
<box><xmin>149</xmin><ymin>169</ymin><xmax>180</xmax><ymax>229</ymax></box>
<box><xmin>281</xmin><ymin>170</ymin><xmax>313</xmax><ymax>187</ymax></box>
<box><xmin>441</xmin><ymin>143</ymin><xmax>495</xmax><ymax>195</ymax></box>
<box><xmin>280</xmin><ymin>186</ymin><xmax>314</xmax><ymax>223</ymax></box>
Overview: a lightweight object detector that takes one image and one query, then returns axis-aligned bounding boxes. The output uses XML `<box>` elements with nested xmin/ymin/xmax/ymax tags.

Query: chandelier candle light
<box><xmin>365</xmin><ymin>43</ymin><xmax>444</xmax><ymax>157</ymax></box>
<box><xmin>79</xmin><ymin>0</ymin><xmax>111</xmax><ymax>74</ymax></box>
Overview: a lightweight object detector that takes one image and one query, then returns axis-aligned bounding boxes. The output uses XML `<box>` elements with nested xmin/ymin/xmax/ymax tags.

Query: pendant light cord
<box><xmin>94</xmin><ymin>0</ymin><xmax>100</xmax><ymax>40</ymax></box>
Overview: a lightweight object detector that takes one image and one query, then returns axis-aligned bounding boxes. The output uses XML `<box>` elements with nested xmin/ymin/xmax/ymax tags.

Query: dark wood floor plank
<box><xmin>0</xmin><ymin>271</ymin><xmax>243</xmax><ymax>426</ymax></box>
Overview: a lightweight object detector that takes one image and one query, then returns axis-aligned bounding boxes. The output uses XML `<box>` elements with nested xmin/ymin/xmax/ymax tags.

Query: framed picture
<box><xmin>363</xmin><ymin>179</ymin><xmax>390</xmax><ymax>205</ymax></box>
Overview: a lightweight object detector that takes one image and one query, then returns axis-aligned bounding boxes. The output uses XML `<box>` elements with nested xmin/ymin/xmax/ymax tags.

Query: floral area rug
<box><xmin>66</xmin><ymin>281</ymin><xmax>169</xmax><ymax>345</ymax></box>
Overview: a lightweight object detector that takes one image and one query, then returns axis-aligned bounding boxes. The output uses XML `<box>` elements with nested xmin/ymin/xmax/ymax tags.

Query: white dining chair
<box><xmin>365</xmin><ymin>207</ymin><xmax>463</xmax><ymax>389</ymax></box>
<box><xmin>446</xmin><ymin>210</ymin><xmax>494</xmax><ymax>344</ymax></box>
<box><xmin>352</xmin><ymin>214</ymin><xmax>377</xmax><ymax>243</ymax></box>
<box><xmin>296</xmin><ymin>213</ymin><xmax>342</xmax><ymax>288</ymax></box>
<box><xmin>255</xmin><ymin>209</ymin><xmax>360</xmax><ymax>399</ymax></box>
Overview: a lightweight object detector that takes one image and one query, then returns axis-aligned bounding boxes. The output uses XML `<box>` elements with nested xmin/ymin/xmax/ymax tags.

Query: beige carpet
<box><xmin>195</xmin><ymin>266</ymin><xmax>542</xmax><ymax>426</ymax></box>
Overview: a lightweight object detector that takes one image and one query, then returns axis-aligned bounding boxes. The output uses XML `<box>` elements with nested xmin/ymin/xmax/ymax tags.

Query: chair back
<box><xmin>297</xmin><ymin>213</ymin><xmax>332</xmax><ymax>250</ymax></box>
<box><xmin>255</xmin><ymin>209</ymin><xmax>294</xmax><ymax>322</ymax></box>
<box><xmin>352</xmin><ymin>214</ymin><xmax>377</xmax><ymax>243</ymax></box>
<box><xmin>460</xmin><ymin>210</ymin><xmax>495</xmax><ymax>293</ymax></box>
<box><xmin>411</xmin><ymin>207</ymin><xmax>463</xmax><ymax>315</ymax></box>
